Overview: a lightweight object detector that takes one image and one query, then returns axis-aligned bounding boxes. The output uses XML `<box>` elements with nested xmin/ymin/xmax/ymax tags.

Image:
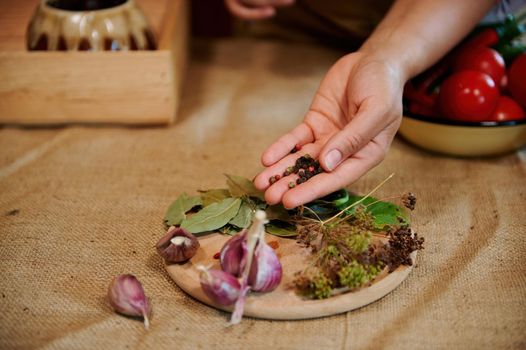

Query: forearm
<box><xmin>359</xmin><ymin>0</ymin><xmax>497</xmax><ymax>81</ymax></box>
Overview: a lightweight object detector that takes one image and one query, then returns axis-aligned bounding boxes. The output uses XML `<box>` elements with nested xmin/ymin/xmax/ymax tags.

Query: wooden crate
<box><xmin>0</xmin><ymin>0</ymin><xmax>188</xmax><ymax>125</ymax></box>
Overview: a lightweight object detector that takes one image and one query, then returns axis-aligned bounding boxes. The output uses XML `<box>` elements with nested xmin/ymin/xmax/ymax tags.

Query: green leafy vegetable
<box><xmin>265</xmin><ymin>220</ymin><xmax>297</xmax><ymax>237</ymax></box>
<box><xmin>224</xmin><ymin>174</ymin><xmax>264</xmax><ymax>200</ymax></box>
<box><xmin>164</xmin><ymin>193</ymin><xmax>203</xmax><ymax>226</ymax></box>
<box><xmin>198</xmin><ymin>188</ymin><xmax>231</xmax><ymax>207</ymax></box>
<box><xmin>338</xmin><ymin>195</ymin><xmax>409</xmax><ymax>229</ymax></box>
<box><xmin>229</xmin><ymin>201</ymin><xmax>254</xmax><ymax>228</ymax></box>
<box><xmin>181</xmin><ymin>198</ymin><xmax>242</xmax><ymax>234</ymax></box>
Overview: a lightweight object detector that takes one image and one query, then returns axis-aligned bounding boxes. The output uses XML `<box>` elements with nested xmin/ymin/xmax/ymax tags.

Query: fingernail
<box><xmin>325</xmin><ymin>149</ymin><xmax>342</xmax><ymax>171</ymax></box>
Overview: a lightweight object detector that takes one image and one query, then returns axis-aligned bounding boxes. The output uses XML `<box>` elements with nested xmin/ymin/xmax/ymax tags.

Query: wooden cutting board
<box><xmin>166</xmin><ymin>232</ymin><xmax>416</xmax><ymax>320</ymax></box>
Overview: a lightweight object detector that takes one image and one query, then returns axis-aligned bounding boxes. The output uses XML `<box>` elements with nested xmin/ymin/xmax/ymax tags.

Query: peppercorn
<box><xmin>288</xmin><ymin>182</ymin><xmax>296</xmax><ymax>188</ymax></box>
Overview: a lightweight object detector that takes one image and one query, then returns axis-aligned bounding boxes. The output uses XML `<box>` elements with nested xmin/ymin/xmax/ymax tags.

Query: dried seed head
<box><xmin>156</xmin><ymin>227</ymin><xmax>200</xmax><ymax>263</ymax></box>
<box><xmin>402</xmin><ymin>192</ymin><xmax>417</xmax><ymax>211</ymax></box>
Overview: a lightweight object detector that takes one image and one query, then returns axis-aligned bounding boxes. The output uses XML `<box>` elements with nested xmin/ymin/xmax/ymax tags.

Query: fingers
<box><xmin>254</xmin><ymin>142</ymin><xmax>321</xmax><ymax>193</ymax></box>
<box><xmin>261</xmin><ymin>123</ymin><xmax>314</xmax><ymax>167</ymax></box>
<box><xmin>280</xmin><ymin>141</ymin><xmax>387</xmax><ymax>208</ymax></box>
<box><xmin>225</xmin><ymin>0</ymin><xmax>275</xmax><ymax>20</ymax></box>
<box><xmin>319</xmin><ymin>98</ymin><xmax>389</xmax><ymax>172</ymax></box>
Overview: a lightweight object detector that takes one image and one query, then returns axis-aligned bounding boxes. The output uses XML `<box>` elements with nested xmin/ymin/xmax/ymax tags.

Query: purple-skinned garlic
<box><xmin>248</xmin><ymin>235</ymin><xmax>282</xmax><ymax>292</ymax></box>
<box><xmin>156</xmin><ymin>226</ymin><xmax>200</xmax><ymax>263</ymax></box>
<box><xmin>108</xmin><ymin>274</ymin><xmax>151</xmax><ymax>330</ymax></box>
<box><xmin>220</xmin><ymin>230</ymin><xmax>247</xmax><ymax>277</ymax></box>
<box><xmin>197</xmin><ymin>265</ymin><xmax>241</xmax><ymax>306</ymax></box>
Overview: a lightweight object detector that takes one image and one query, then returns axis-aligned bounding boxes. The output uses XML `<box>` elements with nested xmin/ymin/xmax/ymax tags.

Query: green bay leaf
<box><xmin>265</xmin><ymin>220</ymin><xmax>297</xmax><ymax>237</ymax></box>
<box><xmin>265</xmin><ymin>203</ymin><xmax>290</xmax><ymax>221</ymax></box>
<box><xmin>224</xmin><ymin>174</ymin><xmax>264</xmax><ymax>200</ymax></box>
<box><xmin>198</xmin><ymin>188</ymin><xmax>231</xmax><ymax>207</ymax></box>
<box><xmin>164</xmin><ymin>193</ymin><xmax>203</xmax><ymax>226</ymax></box>
<box><xmin>181</xmin><ymin>197</ymin><xmax>242</xmax><ymax>234</ymax></box>
<box><xmin>229</xmin><ymin>201</ymin><xmax>253</xmax><ymax>228</ymax></box>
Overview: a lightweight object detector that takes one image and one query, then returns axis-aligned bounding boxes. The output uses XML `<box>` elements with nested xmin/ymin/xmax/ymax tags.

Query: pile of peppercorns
<box><xmin>269</xmin><ymin>150</ymin><xmax>324</xmax><ymax>188</ymax></box>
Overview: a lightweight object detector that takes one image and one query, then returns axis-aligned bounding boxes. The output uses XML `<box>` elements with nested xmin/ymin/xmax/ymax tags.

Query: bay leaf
<box><xmin>229</xmin><ymin>201</ymin><xmax>254</xmax><ymax>228</ymax></box>
<box><xmin>340</xmin><ymin>195</ymin><xmax>409</xmax><ymax>229</ymax></box>
<box><xmin>224</xmin><ymin>174</ymin><xmax>264</xmax><ymax>200</ymax></box>
<box><xmin>181</xmin><ymin>198</ymin><xmax>242</xmax><ymax>234</ymax></box>
<box><xmin>164</xmin><ymin>193</ymin><xmax>203</xmax><ymax>226</ymax></box>
<box><xmin>198</xmin><ymin>188</ymin><xmax>231</xmax><ymax>207</ymax></box>
<box><xmin>265</xmin><ymin>203</ymin><xmax>290</xmax><ymax>221</ymax></box>
<box><xmin>265</xmin><ymin>220</ymin><xmax>297</xmax><ymax>237</ymax></box>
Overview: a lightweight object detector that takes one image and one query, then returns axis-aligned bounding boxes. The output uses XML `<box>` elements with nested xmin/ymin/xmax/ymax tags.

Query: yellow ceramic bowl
<box><xmin>398</xmin><ymin>114</ymin><xmax>526</xmax><ymax>157</ymax></box>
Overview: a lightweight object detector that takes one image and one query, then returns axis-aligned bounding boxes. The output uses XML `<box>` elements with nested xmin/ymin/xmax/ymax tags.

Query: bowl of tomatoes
<box><xmin>399</xmin><ymin>18</ymin><xmax>526</xmax><ymax>157</ymax></box>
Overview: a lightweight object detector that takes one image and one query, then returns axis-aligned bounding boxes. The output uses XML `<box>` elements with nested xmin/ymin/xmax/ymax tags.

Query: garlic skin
<box><xmin>248</xmin><ymin>238</ymin><xmax>282</xmax><ymax>292</ymax></box>
<box><xmin>156</xmin><ymin>226</ymin><xmax>200</xmax><ymax>263</ymax></box>
<box><xmin>219</xmin><ymin>230</ymin><xmax>247</xmax><ymax>277</ymax></box>
<box><xmin>108</xmin><ymin>274</ymin><xmax>151</xmax><ymax>330</ymax></box>
<box><xmin>197</xmin><ymin>266</ymin><xmax>241</xmax><ymax>306</ymax></box>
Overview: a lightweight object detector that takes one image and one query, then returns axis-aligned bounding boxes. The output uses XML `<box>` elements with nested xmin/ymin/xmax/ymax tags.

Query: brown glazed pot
<box><xmin>27</xmin><ymin>0</ymin><xmax>156</xmax><ymax>51</ymax></box>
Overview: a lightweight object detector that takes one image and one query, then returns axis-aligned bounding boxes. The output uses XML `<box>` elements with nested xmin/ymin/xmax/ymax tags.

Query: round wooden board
<box><xmin>166</xmin><ymin>233</ymin><xmax>416</xmax><ymax>320</ymax></box>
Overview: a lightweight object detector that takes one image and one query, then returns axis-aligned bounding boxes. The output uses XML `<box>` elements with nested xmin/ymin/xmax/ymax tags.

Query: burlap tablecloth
<box><xmin>1</xmin><ymin>38</ymin><xmax>525</xmax><ymax>349</ymax></box>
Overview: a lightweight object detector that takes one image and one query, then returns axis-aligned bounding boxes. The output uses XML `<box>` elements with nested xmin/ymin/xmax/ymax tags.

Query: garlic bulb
<box><xmin>219</xmin><ymin>214</ymin><xmax>282</xmax><ymax>293</ymax></box>
<box><xmin>156</xmin><ymin>226</ymin><xmax>200</xmax><ymax>263</ymax></box>
<box><xmin>219</xmin><ymin>230</ymin><xmax>247</xmax><ymax>277</ymax></box>
<box><xmin>197</xmin><ymin>265</ymin><xmax>240</xmax><ymax>306</ymax></box>
<box><xmin>108</xmin><ymin>274</ymin><xmax>151</xmax><ymax>330</ymax></box>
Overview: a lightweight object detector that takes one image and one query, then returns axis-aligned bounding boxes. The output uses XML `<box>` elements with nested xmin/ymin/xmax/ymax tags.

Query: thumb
<box><xmin>319</xmin><ymin>101</ymin><xmax>383</xmax><ymax>171</ymax></box>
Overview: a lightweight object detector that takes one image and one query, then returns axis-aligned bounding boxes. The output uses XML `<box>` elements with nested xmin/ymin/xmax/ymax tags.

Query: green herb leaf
<box><xmin>229</xmin><ymin>201</ymin><xmax>254</xmax><ymax>228</ymax></box>
<box><xmin>339</xmin><ymin>196</ymin><xmax>409</xmax><ymax>229</ymax></box>
<box><xmin>225</xmin><ymin>174</ymin><xmax>264</xmax><ymax>200</ymax></box>
<box><xmin>164</xmin><ymin>193</ymin><xmax>203</xmax><ymax>226</ymax></box>
<box><xmin>198</xmin><ymin>188</ymin><xmax>231</xmax><ymax>207</ymax></box>
<box><xmin>181</xmin><ymin>198</ymin><xmax>242</xmax><ymax>234</ymax></box>
<box><xmin>265</xmin><ymin>220</ymin><xmax>297</xmax><ymax>237</ymax></box>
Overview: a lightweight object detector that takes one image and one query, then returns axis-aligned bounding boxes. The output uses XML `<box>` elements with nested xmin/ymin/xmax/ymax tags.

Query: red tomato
<box><xmin>453</xmin><ymin>47</ymin><xmax>505</xmax><ymax>87</ymax></box>
<box><xmin>490</xmin><ymin>96</ymin><xmax>525</xmax><ymax>121</ymax></box>
<box><xmin>439</xmin><ymin>70</ymin><xmax>500</xmax><ymax>121</ymax></box>
<box><xmin>508</xmin><ymin>54</ymin><xmax>526</xmax><ymax>108</ymax></box>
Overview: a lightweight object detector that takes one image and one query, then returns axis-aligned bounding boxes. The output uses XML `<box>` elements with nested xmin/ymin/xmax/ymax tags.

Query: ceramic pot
<box><xmin>27</xmin><ymin>0</ymin><xmax>156</xmax><ymax>51</ymax></box>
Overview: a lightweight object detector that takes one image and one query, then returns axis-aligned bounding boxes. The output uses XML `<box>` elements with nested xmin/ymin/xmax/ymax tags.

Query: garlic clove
<box><xmin>108</xmin><ymin>274</ymin><xmax>151</xmax><ymax>330</ymax></box>
<box><xmin>248</xmin><ymin>238</ymin><xmax>282</xmax><ymax>292</ymax></box>
<box><xmin>219</xmin><ymin>230</ymin><xmax>247</xmax><ymax>277</ymax></box>
<box><xmin>156</xmin><ymin>227</ymin><xmax>200</xmax><ymax>263</ymax></box>
<box><xmin>197</xmin><ymin>265</ymin><xmax>241</xmax><ymax>306</ymax></box>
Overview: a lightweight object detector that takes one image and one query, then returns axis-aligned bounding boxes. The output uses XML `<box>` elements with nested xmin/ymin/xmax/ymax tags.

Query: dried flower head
<box><xmin>402</xmin><ymin>192</ymin><xmax>417</xmax><ymax>211</ymax></box>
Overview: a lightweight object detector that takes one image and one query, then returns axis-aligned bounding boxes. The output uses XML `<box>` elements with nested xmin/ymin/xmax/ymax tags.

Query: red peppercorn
<box><xmin>213</xmin><ymin>252</ymin><xmax>220</xmax><ymax>259</ymax></box>
<box><xmin>275</xmin><ymin>174</ymin><xmax>281</xmax><ymax>180</ymax></box>
<box><xmin>268</xmin><ymin>241</ymin><xmax>279</xmax><ymax>249</ymax></box>
<box><xmin>294</xmin><ymin>144</ymin><xmax>302</xmax><ymax>151</ymax></box>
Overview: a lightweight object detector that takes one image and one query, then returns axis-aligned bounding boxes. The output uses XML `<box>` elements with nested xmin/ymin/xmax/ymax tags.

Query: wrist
<box><xmin>358</xmin><ymin>33</ymin><xmax>422</xmax><ymax>83</ymax></box>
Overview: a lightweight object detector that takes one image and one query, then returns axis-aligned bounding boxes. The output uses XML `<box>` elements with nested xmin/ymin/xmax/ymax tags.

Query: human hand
<box><xmin>224</xmin><ymin>0</ymin><xmax>295</xmax><ymax>20</ymax></box>
<box><xmin>254</xmin><ymin>52</ymin><xmax>405</xmax><ymax>208</ymax></box>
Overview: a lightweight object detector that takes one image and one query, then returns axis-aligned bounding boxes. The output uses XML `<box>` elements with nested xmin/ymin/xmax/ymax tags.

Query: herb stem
<box><xmin>321</xmin><ymin>173</ymin><xmax>395</xmax><ymax>226</ymax></box>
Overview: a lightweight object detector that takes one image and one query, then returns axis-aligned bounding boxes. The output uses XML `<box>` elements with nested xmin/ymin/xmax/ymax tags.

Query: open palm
<box><xmin>254</xmin><ymin>52</ymin><xmax>405</xmax><ymax>208</ymax></box>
